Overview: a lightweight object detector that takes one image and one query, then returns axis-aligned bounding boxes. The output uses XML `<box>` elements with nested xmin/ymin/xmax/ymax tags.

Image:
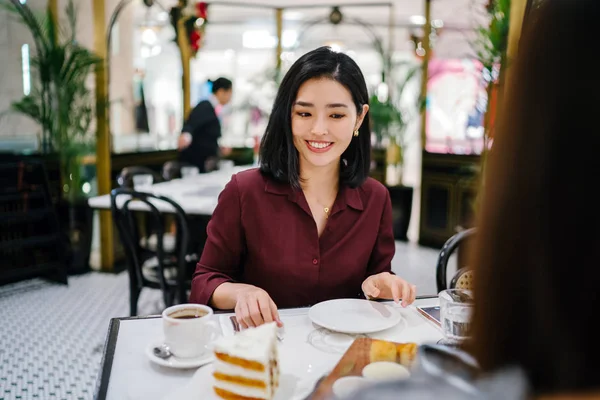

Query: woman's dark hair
<box><xmin>259</xmin><ymin>46</ymin><xmax>371</xmax><ymax>189</ymax></box>
<box><xmin>210</xmin><ymin>77</ymin><xmax>232</xmax><ymax>93</ymax></box>
<box><xmin>468</xmin><ymin>0</ymin><xmax>600</xmax><ymax>396</ymax></box>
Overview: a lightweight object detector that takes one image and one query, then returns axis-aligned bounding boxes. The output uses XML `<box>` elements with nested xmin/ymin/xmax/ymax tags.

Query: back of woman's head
<box><xmin>469</xmin><ymin>0</ymin><xmax>600</xmax><ymax>395</ymax></box>
<box><xmin>259</xmin><ymin>46</ymin><xmax>371</xmax><ymax>188</ymax></box>
<box><xmin>211</xmin><ymin>77</ymin><xmax>232</xmax><ymax>93</ymax></box>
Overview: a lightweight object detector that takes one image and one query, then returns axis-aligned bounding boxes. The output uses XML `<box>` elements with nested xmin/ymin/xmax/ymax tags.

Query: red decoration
<box><xmin>190</xmin><ymin>30</ymin><xmax>202</xmax><ymax>52</ymax></box>
<box><xmin>196</xmin><ymin>2</ymin><xmax>208</xmax><ymax>19</ymax></box>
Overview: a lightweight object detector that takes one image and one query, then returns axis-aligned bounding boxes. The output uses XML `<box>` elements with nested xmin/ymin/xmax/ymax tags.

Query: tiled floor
<box><xmin>0</xmin><ymin>241</ymin><xmax>441</xmax><ymax>400</ymax></box>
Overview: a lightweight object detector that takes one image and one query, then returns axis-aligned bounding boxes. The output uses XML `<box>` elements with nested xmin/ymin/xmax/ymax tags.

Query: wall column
<box><xmin>93</xmin><ymin>0</ymin><xmax>114</xmax><ymax>270</ymax></box>
<box><xmin>419</xmin><ymin>0</ymin><xmax>432</xmax><ymax>149</ymax></box>
<box><xmin>176</xmin><ymin>18</ymin><xmax>192</xmax><ymax>119</ymax></box>
<box><xmin>275</xmin><ymin>8</ymin><xmax>283</xmax><ymax>74</ymax></box>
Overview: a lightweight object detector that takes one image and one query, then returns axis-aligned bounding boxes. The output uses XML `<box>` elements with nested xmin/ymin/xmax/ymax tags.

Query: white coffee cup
<box><xmin>162</xmin><ymin>304</ymin><xmax>220</xmax><ymax>359</ymax></box>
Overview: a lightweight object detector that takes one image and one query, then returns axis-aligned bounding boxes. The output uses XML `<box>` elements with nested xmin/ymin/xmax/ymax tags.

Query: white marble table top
<box><xmin>99</xmin><ymin>297</ymin><xmax>443</xmax><ymax>400</ymax></box>
<box><xmin>87</xmin><ymin>165</ymin><xmax>254</xmax><ymax>215</ymax></box>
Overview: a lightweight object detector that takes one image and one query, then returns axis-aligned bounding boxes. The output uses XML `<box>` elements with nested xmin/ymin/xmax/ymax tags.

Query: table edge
<box><xmin>93</xmin><ymin>295</ymin><xmax>439</xmax><ymax>400</ymax></box>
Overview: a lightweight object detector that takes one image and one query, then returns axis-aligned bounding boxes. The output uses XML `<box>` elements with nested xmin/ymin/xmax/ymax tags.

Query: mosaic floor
<box><xmin>0</xmin><ymin>273</ymin><xmax>163</xmax><ymax>400</ymax></box>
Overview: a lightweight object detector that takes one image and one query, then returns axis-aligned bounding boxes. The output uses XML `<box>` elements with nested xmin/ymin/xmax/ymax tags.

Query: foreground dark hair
<box><xmin>468</xmin><ymin>0</ymin><xmax>600</xmax><ymax>396</ymax></box>
<box><xmin>210</xmin><ymin>77</ymin><xmax>232</xmax><ymax>93</ymax></box>
<box><xmin>259</xmin><ymin>46</ymin><xmax>371</xmax><ymax>188</ymax></box>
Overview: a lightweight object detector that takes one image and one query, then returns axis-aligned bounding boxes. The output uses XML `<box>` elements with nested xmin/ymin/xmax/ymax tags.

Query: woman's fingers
<box><xmin>257</xmin><ymin>295</ymin><xmax>274</xmax><ymax>324</ymax></box>
<box><xmin>390</xmin><ymin>277</ymin><xmax>401</xmax><ymax>304</ymax></box>
<box><xmin>270</xmin><ymin>299</ymin><xmax>283</xmax><ymax>327</ymax></box>
<box><xmin>234</xmin><ymin>286</ymin><xmax>284</xmax><ymax>329</ymax></box>
<box><xmin>247</xmin><ymin>296</ymin><xmax>265</xmax><ymax>327</ymax></box>
<box><xmin>400</xmin><ymin>280</ymin><xmax>411</xmax><ymax>307</ymax></box>
<box><xmin>408</xmin><ymin>284</ymin><xmax>417</xmax><ymax>305</ymax></box>
<box><xmin>362</xmin><ymin>277</ymin><xmax>380</xmax><ymax>299</ymax></box>
<box><xmin>235</xmin><ymin>302</ymin><xmax>250</xmax><ymax>329</ymax></box>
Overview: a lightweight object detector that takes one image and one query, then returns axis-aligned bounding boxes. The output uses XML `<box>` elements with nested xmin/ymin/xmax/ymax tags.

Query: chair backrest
<box><xmin>117</xmin><ymin>166</ymin><xmax>162</xmax><ymax>189</ymax></box>
<box><xmin>450</xmin><ymin>268</ymin><xmax>474</xmax><ymax>290</ymax></box>
<box><xmin>436</xmin><ymin>228</ymin><xmax>476</xmax><ymax>292</ymax></box>
<box><xmin>110</xmin><ymin>188</ymin><xmax>190</xmax><ymax>294</ymax></box>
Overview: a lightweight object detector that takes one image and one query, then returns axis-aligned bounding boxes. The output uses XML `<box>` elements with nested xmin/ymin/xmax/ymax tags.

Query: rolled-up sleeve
<box><xmin>365</xmin><ymin>189</ymin><xmax>395</xmax><ymax>278</ymax></box>
<box><xmin>189</xmin><ymin>174</ymin><xmax>245</xmax><ymax>305</ymax></box>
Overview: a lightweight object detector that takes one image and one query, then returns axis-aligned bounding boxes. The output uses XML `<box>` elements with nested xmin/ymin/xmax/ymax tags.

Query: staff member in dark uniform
<box><xmin>178</xmin><ymin>77</ymin><xmax>233</xmax><ymax>172</ymax></box>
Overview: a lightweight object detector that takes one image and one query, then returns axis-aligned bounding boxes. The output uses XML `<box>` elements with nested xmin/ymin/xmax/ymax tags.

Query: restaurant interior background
<box><xmin>0</xmin><ymin>0</ymin><xmax>531</xmax><ymax>398</ymax></box>
<box><xmin>0</xmin><ymin>0</ymin><xmax>510</xmax><ymax>276</ymax></box>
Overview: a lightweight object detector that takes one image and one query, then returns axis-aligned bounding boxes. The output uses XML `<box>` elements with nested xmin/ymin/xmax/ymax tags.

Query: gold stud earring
<box><xmin>353</xmin><ymin>130</ymin><xmax>359</xmax><ymax>137</ymax></box>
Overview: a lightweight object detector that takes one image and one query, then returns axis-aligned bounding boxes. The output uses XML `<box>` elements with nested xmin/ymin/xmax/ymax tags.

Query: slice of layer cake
<box><xmin>212</xmin><ymin>322</ymin><xmax>280</xmax><ymax>400</ymax></box>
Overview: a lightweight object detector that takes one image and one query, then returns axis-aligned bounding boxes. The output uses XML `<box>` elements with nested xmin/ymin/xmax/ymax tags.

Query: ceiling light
<box><xmin>141</xmin><ymin>28</ymin><xmax>157</xmax><ymax>45</ymax></box>
<box><xmin>329</xmin><ymin>6</ymin><xmax>343</xmax><ymax>25</ymax></box>
<box><xmin>410</xmin><ymin>15</ymin><xmax>426</xmax><ymax>25</ymax></box>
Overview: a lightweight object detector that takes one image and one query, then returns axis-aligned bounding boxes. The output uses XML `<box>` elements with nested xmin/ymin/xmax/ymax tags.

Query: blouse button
<box><xmin>312</xmin><ymin>258</ymin><xmax>318</xmax><ymax>265</ymax></box>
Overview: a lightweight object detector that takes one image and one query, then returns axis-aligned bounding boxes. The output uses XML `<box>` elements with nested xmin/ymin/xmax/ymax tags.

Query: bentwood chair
<box><xmin>110</xmin><ymin>188</ymin><xmax>197</xmax><ymax>315</ymax></box>
<box><xmin>435</xmin><ymin>228</ymin><xmax>477</xmax><ymax>292</ymax></box>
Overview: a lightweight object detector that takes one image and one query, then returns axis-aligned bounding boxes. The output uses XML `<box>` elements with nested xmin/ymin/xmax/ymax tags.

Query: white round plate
<box><xmin>146</xmin><ymin>341</ymin><xmax>214</xmax><ymax>369</ymax></box>
<box><xmin>162</xmin><ymin>364</ymin><xmax>315</xmax><ymax>400</ymax></box>
<box><xmin>308</xmin><ymin>299</ymin><xmax>402</xmax><ymax>334</ymax></box>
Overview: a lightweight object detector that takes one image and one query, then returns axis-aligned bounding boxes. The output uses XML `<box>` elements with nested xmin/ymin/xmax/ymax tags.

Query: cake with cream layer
<box><xmin>212</xmin><ymin>322</ymin><xmax>280</xmax><ymax>400</ymax></box>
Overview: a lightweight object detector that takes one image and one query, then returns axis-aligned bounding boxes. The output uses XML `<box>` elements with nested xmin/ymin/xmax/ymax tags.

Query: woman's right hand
<box><xmin>234</xmin><ymin>285</ymin><xmax>283</xmax><ymax>329</ymax></box>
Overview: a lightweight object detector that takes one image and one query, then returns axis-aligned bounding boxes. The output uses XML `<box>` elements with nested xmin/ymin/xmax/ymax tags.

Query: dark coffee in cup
<box><xmin>163</xmin><ymin>304</ymin><xmax>216</xmax><ymax>358</ymax></box>
<box><xmin>168</xmin><ymin>309</ymin><xmax>208</xmax><ymax>319</ymax></box>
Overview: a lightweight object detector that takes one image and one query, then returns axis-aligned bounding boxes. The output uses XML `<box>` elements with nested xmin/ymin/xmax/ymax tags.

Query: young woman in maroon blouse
<box><xmin>190</xmin><ymin>46</ymin><xmax>417</xmax><ymax>328</ymax></box>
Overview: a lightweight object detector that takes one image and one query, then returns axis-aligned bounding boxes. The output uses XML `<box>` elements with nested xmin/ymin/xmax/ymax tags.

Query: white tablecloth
<box><xmin>104</xmin><ymin>298</ymin><xmax>442</xmax><ymax>400</ymax></box>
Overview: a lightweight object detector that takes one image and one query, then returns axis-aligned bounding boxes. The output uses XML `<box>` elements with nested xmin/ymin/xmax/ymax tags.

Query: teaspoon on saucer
<box><xmin>153</xmin><ymin>344</ymin><xmax>172</xmax><ymax>359</ymax></box>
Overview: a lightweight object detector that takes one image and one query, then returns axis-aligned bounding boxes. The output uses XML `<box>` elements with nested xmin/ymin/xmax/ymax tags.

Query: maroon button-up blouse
<box><xmin>189</xmin><ymin>168</ymin><xmax>395</xmax><ymax>309</ymax></box>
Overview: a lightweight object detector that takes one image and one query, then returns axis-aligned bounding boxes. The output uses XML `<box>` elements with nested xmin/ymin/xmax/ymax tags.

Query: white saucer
<box><xmin>308</xmin><ymin>299</ymin><xmax>403</xmax><ymax>334</ymax></box>
<box><xmin>146</xmin><ymin>341</ymin><xmax>214</xmax><ymax>369</ymax></box>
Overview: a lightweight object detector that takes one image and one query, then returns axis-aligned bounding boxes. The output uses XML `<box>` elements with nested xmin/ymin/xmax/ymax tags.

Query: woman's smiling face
<box><xmin>291</xmin><ymin>77</ymin><xmax>368</xmax><ymax>170</ymax></box>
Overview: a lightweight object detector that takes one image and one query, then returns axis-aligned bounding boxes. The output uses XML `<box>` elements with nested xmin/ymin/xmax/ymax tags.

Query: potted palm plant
<box><xmin>2</xmin><ymin>0</ymin><xmax>101</xmax><ymax>273</ymax></box>
<box><xmin>368</xmin><ymin>62</ymin><xmax>420</xmax><ymax>241</ymax></box>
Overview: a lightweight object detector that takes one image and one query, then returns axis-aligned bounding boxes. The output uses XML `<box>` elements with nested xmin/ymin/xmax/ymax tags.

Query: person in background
<box><xmin>347</xmin><ymin>0</ymin><xmax>600</xmax><ymax>399</ymax></box>
<box><xmin>178</xmin><ymin>77</ymin><xmax>232</xmax><ymax>172</ymax></box>
<box><xmin>189</xmin><ymin>46</ymin><xmax>417</xmax><ymax>328</ymax></box>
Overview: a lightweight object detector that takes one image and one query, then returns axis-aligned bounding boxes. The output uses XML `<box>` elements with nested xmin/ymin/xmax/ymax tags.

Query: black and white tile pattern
<box><xmin>0</xmin><ymin>272</ymin><xmax>163</xmax><ymax>400</ymax></box>
<box><xmin>0</xmin><ymin>241</ymin><xmax>440</xmax><ymax>400</ymax></box>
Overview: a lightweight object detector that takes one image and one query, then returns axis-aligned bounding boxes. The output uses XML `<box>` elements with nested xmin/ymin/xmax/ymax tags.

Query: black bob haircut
<box><xmin>210</xmin><ymin>77</ymin><xmax>233</xmax><ymax>93</ymax></box>
<box><xmin>259</xmin><ymin>46</ymin><xmax>371</xmax><ymax>189</ymax></box>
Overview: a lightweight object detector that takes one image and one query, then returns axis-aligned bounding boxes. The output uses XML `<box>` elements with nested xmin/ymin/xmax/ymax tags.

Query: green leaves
<box><xmin>369</xmin><ymin>63</ymin><xmax>420</xmax><ymax>152</ymax></box>
<box><xmin>472</xmin><ymin>0</ymin><xmax>511</xmax><ymax>71</ymax></box>
<box><xmin>1</xmin><ymin>0</ymin><xmax>101</xmax><ymax>201</ymax></box>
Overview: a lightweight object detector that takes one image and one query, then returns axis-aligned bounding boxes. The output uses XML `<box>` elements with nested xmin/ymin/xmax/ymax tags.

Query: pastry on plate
<box><xmin>212</xmin><ymin>322</ymin><xmax>280</xmax><ymax>400</ymax></box>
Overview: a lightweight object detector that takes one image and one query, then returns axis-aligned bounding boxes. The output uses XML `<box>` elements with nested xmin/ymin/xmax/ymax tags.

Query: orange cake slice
<box><xmin>212</xmin><ymin>322</ymin><xmax>280</xmax><ymax>400</ymax></box>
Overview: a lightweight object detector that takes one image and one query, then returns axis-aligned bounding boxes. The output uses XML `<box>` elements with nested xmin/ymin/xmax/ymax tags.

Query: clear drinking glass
<box><xmin>132</xmin><ymin>174</ymin><xmax>153</xmax><ymax>191</ymax></box>
<box><xmin>438</xmin><ymin>289</ymin><xmax>474</xmax><ymax>346</ymax></box>
<box><xmin>218</xmin><ymin>160</ymin><xmax>234</xmax><ymax>170</ymax></box>
<box><xmin>181</xmin><ymin>166</ymin><xmax>199</xmax><ymax>179</ymax></box>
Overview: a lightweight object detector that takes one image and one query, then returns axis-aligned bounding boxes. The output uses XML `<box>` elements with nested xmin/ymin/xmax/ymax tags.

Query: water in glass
<box><xmin>439</xmin><ymin>289</ymin><xmax>473</xmax><ymax>344</ymax></box>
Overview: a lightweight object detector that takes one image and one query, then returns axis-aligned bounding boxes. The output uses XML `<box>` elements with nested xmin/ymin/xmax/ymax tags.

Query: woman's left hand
<box><xmin>361</xmin><ymin>272</ymin><xmax>417</xmax><ymax>307</ymax></box>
